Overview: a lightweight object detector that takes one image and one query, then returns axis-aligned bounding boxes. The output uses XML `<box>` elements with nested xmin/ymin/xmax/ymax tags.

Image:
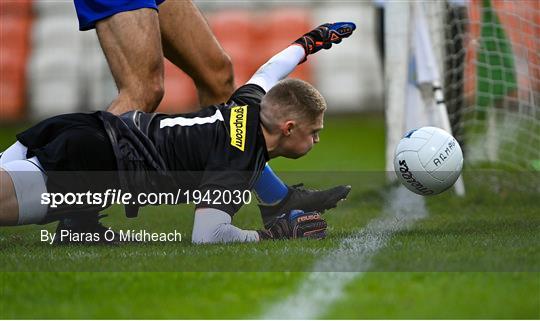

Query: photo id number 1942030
<box><xmin>183</xmin><ymin>189</ymin><xmax>252</xmax><ymax>205</ymax></box>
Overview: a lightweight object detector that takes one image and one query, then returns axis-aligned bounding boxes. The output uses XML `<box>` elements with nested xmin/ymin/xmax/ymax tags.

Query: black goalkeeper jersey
<box><xmin>98</xmin><ymin>84</ymin><xmax>269</xmax><ymax>215</ymax></box>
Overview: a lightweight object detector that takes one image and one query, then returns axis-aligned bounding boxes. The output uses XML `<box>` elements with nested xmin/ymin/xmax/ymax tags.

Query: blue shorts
<box><xmin>74</xmin><ymin>0</ymin><xmax>166</xmax><ymax>31</ymax></box>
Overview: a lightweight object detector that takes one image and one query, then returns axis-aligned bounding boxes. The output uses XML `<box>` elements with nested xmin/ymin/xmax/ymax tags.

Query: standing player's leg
<box><xmin>158</xmin><ymin>0</ymin><xmax>234</xmax><ymax>106</ymax></box>
<box><xmin>95</xmin><ymin>8</ymin><xmax>165</xmax><ymax>115</ymax></box>
<box><xmin>60</xmin><ymin>1</ymin><xmax>166</xmax><ymax>237</ymax></box>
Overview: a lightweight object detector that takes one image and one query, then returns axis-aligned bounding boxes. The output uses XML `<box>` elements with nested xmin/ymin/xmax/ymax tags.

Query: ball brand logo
<box><xmin>433</xmin><ymin>138</ymin><xmax>457</xmax><ymax>167</ymax></box>
<box><xmin>398</xmin><ymin>160</ymin><xmax>434</xmax><ymax>195</ymax></box>
<box><xmin>230</xmin><ymin>105</ymin><xmax>247</xmax><ymax>151</ymax></box>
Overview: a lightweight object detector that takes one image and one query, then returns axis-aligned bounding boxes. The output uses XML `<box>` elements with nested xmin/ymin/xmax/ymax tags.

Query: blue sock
<box><xmin>254</xmin><ymin>164</ymin><xmax>288</xmax><ymax>205</ymax></box>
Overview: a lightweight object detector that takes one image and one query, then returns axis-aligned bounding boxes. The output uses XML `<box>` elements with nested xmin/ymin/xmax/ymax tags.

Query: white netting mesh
<box><xmin>425</xmin><ymin>0</ymin><xmax>539</xmax><ymax>171</ymax></box>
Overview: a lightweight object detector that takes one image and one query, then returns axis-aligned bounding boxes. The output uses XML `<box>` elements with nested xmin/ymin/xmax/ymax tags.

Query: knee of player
<box><xmin>138</xmin><ymin>81</ymin><xmax>165</xmax><ymax>112</ymax></box>
<box><xmin>148</xmin><ymin>80</ymin><xmax>165</xmax><ymax>109</ymax></box>
<box><xmin>215</xmin><ymin>53</ymin><xmax>234</xmax><ymax>90</ymax></box>
<box><xmin>198</xmin><ymin>53</ymin><xmax>235</xmax><ymax>102</ymax></box>
<box><xmin>121</xmin><ymin>76</ymin><xmax>164</xmax><ymax>113</ymax></box>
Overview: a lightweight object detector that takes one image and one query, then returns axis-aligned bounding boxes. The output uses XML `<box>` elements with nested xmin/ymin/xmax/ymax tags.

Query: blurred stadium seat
<box><xmin>0</xmin><ymin>0</ymin><xmax>32</xmax><ymax>120</ymax></box>
<box><xmin>210</xmin><ymin>8</ymin><xmax>313</xmax><ymax>87</ymax></box>
<box><xmin>28</xmin><ymin>1</ymin><xmax>115</xmax><ymax>119</ymax></box>
<box><xmin>260</xmin><ymin>8</ymin><xmax>313</xmax><ymax>82</ymax></box>
<box><xmin>313</xmin><ymin>4</ymin><xmax>381</xmax><ymax>111</ymax></box>
<box><xmin>29</xmin><ymin>8</ymin><xmax>84</xmax><ymax>118</ymax></box>
<box><xmin>209</xmin><ymin>10</ymin><xmax>257</xmax><ymax>86</ymax></box>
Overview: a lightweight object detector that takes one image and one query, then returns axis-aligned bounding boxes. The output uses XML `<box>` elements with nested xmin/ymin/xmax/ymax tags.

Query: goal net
<box><xmin>384</xmin><ymin>0</ymin><xmax>540</xmax><ymax>191</ymax></box>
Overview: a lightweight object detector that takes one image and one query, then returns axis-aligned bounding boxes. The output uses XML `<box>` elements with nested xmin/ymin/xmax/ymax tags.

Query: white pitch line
<box><xmin>261</xmin><ymin>185</ymin><xmax>428</xmax><ymax>319</ymax></box>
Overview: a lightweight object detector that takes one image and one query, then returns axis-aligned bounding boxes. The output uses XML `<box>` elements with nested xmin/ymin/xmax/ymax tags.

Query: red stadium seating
<box><xmin>0</xmin><ymin>0</ymin><xmax>33</xmax><ymax>16</ymax></box>
<box><xmin>209</xmin><ymin>10</ymin><xmax>257</xmax><ymax>86</ymax></box>
<box><xmin>261</xmin><ymin>9</ymin><xmax>313</xmax><ymax>82</ymax></box>
<box><xmin>0</xmin><ymin>4</ymin><xmax>314</xmax><ymax>118</ymax></box>
<box><xmin>0</xmin><ymin>0</ymin><xmax>32</xmax><ymax>120</ymax></box>
<box><xmin>209</xmin><ymin>8</ymin><xmax>313</xmax><ymax>90</ymax></box>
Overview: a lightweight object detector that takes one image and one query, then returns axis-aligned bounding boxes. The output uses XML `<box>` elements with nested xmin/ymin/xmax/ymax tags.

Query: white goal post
<box><xmin>384</xmin><ymin>1</ymin><xmax>465</xmax><ymax>196</ymax></box>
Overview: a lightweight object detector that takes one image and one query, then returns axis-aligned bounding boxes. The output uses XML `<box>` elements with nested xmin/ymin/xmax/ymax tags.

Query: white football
<box><xmin>394</xmin><ymin>126</ymin><xmax>463</xmax><ymax>196</ymax></box>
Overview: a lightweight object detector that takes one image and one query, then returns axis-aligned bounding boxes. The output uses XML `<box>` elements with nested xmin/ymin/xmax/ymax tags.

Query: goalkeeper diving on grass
<box><xmin>0</xmin><ymin>22</ymin><xmax>356</xmax><ymax>243</ymax></box>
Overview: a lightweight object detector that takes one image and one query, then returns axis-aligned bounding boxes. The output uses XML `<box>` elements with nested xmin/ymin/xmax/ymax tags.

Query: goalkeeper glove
<box><xmin>293</xmin><ymin>22</ymin><xmax>356</xmax><ymax>63</ymax></box>
<box><xmin>257</xmin><ymin>210</ymin><xmax>327</xmax><ymax>240</ymax></box>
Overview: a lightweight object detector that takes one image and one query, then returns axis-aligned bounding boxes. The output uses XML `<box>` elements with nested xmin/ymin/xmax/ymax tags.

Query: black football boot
<box><xmin>258</xmin><ymin>184</ymin><xmax>351</xmax><ymax>228</ymax></box>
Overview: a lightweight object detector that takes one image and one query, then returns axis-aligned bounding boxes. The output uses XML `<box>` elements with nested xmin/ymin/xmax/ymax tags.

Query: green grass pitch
<box><xmin>0</xmin><ymin>114</ymin><xmax>538</xmax><ymax>319</ymax></box>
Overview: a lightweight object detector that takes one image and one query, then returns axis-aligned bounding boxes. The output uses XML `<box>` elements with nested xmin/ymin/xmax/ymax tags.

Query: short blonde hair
<box><xmin>261</xmin><ymin>79</ymin><xmax>326</xmax><ymax>131</ymax></box>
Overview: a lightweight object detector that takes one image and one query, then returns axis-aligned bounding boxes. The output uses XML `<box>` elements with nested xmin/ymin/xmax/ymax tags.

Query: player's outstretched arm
<box><xmin>247</xmin><ymin>22</ymin><xmax>356</xmax><ymax>92</ymax></box>
<box><xmin>192</xmin><ymin>208</ymin><xmax>259</xmax><ymax>244</ymax></box>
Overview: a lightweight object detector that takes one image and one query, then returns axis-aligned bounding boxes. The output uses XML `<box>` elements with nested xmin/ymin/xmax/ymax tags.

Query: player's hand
<box><xmin>293</xmin><ymin>22</ymin><xmax>356</xmax><ymax>63</ymax></box>
<box><xmin>257</xmin><ymin>210</ymin><xmax>327</xmax><ymax>240</ymax></box>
